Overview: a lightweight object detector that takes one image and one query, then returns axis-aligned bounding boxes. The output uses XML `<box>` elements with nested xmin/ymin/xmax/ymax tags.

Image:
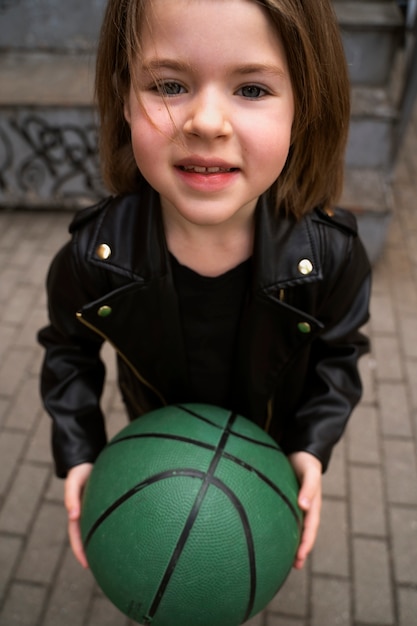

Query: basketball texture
<box><xmin>80</xmin><ymin>404</ymin><xmax>302</xmax><ymax>626</ymax></box>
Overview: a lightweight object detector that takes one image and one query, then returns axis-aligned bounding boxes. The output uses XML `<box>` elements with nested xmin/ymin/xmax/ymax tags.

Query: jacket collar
<box><xmin>252</xmin><ymin>192</ymin><xmax>322</xmax><ymax>291</ymax></box>
<box><xmin>87</xmin><ymin>181</ymin><xmax>323</xmax><ymax>289</ymax></box>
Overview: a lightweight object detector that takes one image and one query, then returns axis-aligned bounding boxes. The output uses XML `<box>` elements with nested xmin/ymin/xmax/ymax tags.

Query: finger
<box><xmin>293</xmin><ymin>496</ymin><xmax>321</xmax><ymax>569</ymax></box>
<box><xmin>64</xmin><ymin>475</ymin><xmax>81</xmax><ymax>520</ymax></box>
<box><xmin>64</xmin><ymin>463</ymin><xmax>93</xmax><ymax>519</ymax></box>
<box><xmin>68</xmin><ymin>518</ymin><xmax>89</xmax><ymax>569</ymax></box>
<box><xmin>298</xmin><ymin>470</ymin><xmax>321</xmax><ymax>512</ymax></box>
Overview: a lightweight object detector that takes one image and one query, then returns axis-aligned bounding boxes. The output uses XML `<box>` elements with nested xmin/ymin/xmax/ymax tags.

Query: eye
<box><xmin>237</xmin><ymin>85</ymin><xmax>267</xmax><ymax>99</ymax></box>
<box><xmin>156</xmin><ymin>81</ymin><xmax>186</xmax><ymax>96</ymax></box>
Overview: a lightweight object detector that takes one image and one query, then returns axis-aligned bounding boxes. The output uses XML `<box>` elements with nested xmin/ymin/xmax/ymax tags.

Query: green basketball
<box><xmin>80</xmin><ymin>404</ymin><xmax>302</xmax><ymax>626</ymax></box>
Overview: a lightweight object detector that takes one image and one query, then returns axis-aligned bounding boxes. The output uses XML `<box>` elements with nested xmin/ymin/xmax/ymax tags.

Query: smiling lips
<box><xmin>175</xmin><ymin>162</ymin><xmax>240</xmax><ymax>191</ymax></box>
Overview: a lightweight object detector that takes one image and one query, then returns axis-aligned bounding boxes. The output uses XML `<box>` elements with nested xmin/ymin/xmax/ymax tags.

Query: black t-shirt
<box><xmin>170</xmin><ymin>254</ymin><xmax>251</xmax><ymax>407</ymax></box>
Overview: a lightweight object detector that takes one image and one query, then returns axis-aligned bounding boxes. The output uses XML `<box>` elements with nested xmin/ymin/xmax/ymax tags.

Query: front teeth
<box><xmin>182</xmin><ymin>166</ymin><xmax>232</xmax><ymax>173</ymax></box>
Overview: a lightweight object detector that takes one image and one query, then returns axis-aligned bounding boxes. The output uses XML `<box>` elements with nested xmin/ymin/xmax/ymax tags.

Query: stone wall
<box><xmin>0</xmin><ymin>0</ymin><xmax>106</xmax><ymax>51</ymax></box>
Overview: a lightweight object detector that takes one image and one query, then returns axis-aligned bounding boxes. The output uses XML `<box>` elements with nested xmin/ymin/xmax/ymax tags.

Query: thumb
<box><xmin>65</xmin><ymin>477</ymin><xmax>81</xmax><ymax>521</ymax></box>
<box><xmin>298</xmin><ymin>468</ymin><xmax>321</xmax><ymax>513</ymax></box>
<box><xmin>64</xmin><ymin>463</ymin><xmax>93</xmax><ymax>521</ymax></box>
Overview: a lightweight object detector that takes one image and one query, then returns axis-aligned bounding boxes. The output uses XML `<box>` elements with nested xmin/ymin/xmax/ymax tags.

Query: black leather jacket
<box><xmin>38</xmin><ymin>183</ymin><xmax>371</xmax><ymax>478</ymax></box>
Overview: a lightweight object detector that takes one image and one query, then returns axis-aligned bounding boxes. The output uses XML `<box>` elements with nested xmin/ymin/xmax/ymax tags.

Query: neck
<box><xmin>163</xmin><ymin>214</ymin><xmax>255</xmax><ymax>277</ymax></box>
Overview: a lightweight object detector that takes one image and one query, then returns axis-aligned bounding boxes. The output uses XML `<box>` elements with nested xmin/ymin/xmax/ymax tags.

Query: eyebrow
<box><xmin>140</xmin><ymin>58</ymin><xmax>287</xmax><ymax>80</ymax></box>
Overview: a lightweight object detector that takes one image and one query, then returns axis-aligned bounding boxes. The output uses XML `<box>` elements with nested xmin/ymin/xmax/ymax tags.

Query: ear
<box><xmin>123</xmin><ymin>96</ymin><xmax>132</xmax><ymax>126</ymax></box>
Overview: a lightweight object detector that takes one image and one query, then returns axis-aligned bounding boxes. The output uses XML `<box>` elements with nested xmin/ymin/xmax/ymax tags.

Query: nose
<box><xmin>183</xmin><ymin>89</ymin><xmax>232</xmax><ymax>139</ymax></box>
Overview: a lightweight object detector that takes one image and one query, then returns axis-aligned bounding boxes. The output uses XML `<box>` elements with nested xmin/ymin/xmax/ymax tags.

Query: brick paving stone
<box><xmin>2</xmin><ymin>284</ymin><xmax>39</xmax><ymax>326</ymax></box>
<box><xmin>398</xmin><ymin>317</ymin><xmax>417</xmax><ymax>359</ymax></box>
<box><xmin>29</xmin><ymin>349</ymin><xmax>45</xmax><ymax>379</ymax></box>
<box><xmin>25</xmin><ymin>412</ymin><xmax>54</xmax><ymax>465</ymax></box>
<box><xmin>7</xmin><ymin>237</ymin><xmax>43</xmax><ymax>271</ymax></box>
<box><xmin>349</xmin><ymin>465</ymin><xmax>387</xmax><ymax>536</ymax></box>
<box><xmin>0</xmin><ymin>431</ymin><xmax>27</xmax><ymax>496</ymax></box>
<box><xmin>311</xmin><ymin>577</ymin><xmax>351</xmax><ymax>626</ymax></box>
<box><xmin>0</xmin><ymin>582</ymin><xmax>46</xmax><ymax>626</ymax></box>
<box><xmin>346</xmin><ymin>404</ymin><xmax>380</xmax><ymax>465</ymax></box>
<box><xmin>384</xmin><ymin>245</ymin><xmax>413</xmax><ymax>281</ymax></box>
<box><xmin>378</xmin><ymin>382</ymin><xmax>413</xmax><ymax>438</ymax></box>
<box><xmin>0</xmin><ymin>323</ymin><xmax>19</xmax><ymax>367</ymax></box>
<box><xmin>398</xmin><ymin>587</ymin><xmax>417</xmax><ymax>626</ymax></box>
<box><xmin>16</xmin><ymin>502</ymin><xmax>67</xmax><ymax>585</ymax></box>
<box><xmin>404</xmin><ymin>360</ymin><xmax>417</xmax><ymax>410</ymax></box>
<box><xmin>372</xmin><ymin>336</ymin><xmax>404</xmax><ymax>381</ymax></box>
<box><xmin>0</xmin><ymin>464</ymin><xmax>49</xmax><ymax>535</ymax></box>
<box><xmin>352</xmin><ymin>537</ymin><xmax>394</xmax><ymax>624</ymax></box>
<box><xmin>266</xmin><ymin>617</ymin><xmax>304</xmax><ymax>626</ymax></box>
<box><xmin>390</xmin><ymin>507</ymin><xmax>417</xmax><ymax>585</ymax></box>
<box><xmin>42</xmin><ymin>547</ymin><xmax>96</xmax><ymax>626</ymax></box>
<box><xmin>4</xmin><ymin>375</ymin><xmax>43</xmax><ymax>431</ymax></box>
<box><xmin>267</xmin><ymin>568</ymin><xmax>308</xmax><ymax>618</ymax></box>
<box><xmin>312</xmin><ymin>499</ymin><xmax>349</xmax><ymax>577</ymax></box>
<box><xmin>0</xmin><ymin>348</ymin><xmax>37</xmax><ymax>399</ymax></box>
<box><xmin>0</xmin><ymin>534</ymin><xmax>23</xmax><ymax>601</ymax></box>
<box><xmin>13</xmin><ymin>306</ymin><xmax>48</xmax><ymax>349</ymax></box>
<box><xmin>44</xmin><ymin>474</ymin><xmax>64</xmax><ymax>505</ymax></box>
<box><xmin>322</xmin><ymin>440</ymin><xmax>346</xmax><ymax>499</ymax></box>
<box><xmin>86</xmin><ymin>595</ymin><xmax>133</xmax><ymax>626</ymax></box>
<box><xmin>0</xmin><ymin>398</ymin><xmax>10</xmax><ymax>429</ymax></box>
<box><xmin>358</xmin><ymin>352</ymin><xmax>376</xmax><ymax>405</ymax></box>
<box><xmin>383</xmin><ymin>440</ymin><xmax>417</xmax><ymax>505</ymax></box>
<box><xmin>105</xmin><ymin>407</ymin><xmax>130</xmax><ymax>441</ymax></box>
<box><xmin>243</xmin><ymin>611</ymin><xmax>264</xmax><ymax>626</ymax></box>
<box><xmin>370</xmin><ymin>293</ymin><xmax>397</xmax><ymax>334</ymax></box>
<box><xmin>0</xmin><ymin>268</ymin><xmax>23</xmax><ymax>305</ymax></box>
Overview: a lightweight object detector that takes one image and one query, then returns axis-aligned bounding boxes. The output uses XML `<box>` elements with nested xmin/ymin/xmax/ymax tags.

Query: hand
<box><xmin>288</xmin><ymin>451</ymin><xmax>322</xmax><ymax>570</ymax></box>
<box><xmin>64</xmin><ymin>462</ymin><xmax>94</xmax><ymax>568</ymax></box>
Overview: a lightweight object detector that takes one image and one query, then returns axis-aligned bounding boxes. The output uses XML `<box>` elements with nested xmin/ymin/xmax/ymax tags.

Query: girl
<box><xmin>39</xmin><ymin>0</ymin><xmax>371</xmax><ymax>574</ymax></box>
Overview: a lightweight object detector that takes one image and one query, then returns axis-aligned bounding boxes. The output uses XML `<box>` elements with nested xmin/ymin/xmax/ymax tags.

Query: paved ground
<box><xmin>1</xmin><ymin>112</ymin><xmax>417</xmax><ymax>626</ymax></box>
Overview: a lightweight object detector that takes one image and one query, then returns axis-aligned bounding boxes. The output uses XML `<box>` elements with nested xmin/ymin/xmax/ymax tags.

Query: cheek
<box><xmin>254</xmin><ymin>122</ymin><xmax>292</xmax><ymax>166</ymax></box>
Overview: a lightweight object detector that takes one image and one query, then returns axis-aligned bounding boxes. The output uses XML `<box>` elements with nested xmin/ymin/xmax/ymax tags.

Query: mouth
<box><xmin>178</xmin><ymin>165</ymin><xmax>239</xmax><ymax>174</ymax></box>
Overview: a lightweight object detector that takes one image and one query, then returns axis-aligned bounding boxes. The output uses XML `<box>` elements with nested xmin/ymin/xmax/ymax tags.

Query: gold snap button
<box><xmin>98</xmin><ymin>305</ymin><xmax>112</xmax><ymax>318</ymax></box>
<box><xmin>297</xmin><ymin>322</ymin><xmax>311</xmax><ymax>334</ymax></box>
<box><xmin>96</xmin><ymin>243</ymin><xmax>112</xmax><ymax>260</ymax></box>
<box><xmin>298</xmin><ymin>259</ymin><xmax>313</xmax><ymax>275</ymax></box>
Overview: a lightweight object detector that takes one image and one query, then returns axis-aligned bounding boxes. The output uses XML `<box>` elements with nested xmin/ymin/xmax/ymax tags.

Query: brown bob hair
<box><xmin>95</xmin><ymin>0</ymin><xmax>350</xmax><ymax>219</ymax></box>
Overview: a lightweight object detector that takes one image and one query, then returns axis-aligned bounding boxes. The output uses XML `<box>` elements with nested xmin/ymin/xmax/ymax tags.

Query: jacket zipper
<box><xmin>76</xmin><ymin>311</ymin><xmax>167</xmax><ymax>407</ymax></box>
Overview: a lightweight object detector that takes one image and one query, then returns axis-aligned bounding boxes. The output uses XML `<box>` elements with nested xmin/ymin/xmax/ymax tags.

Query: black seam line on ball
<box><xmin>111</xmin><ymin>429</ymin><xmax>280</xmax><ymax>453</ymax></box>
<box><xmin>108</xmin><ymin>432</ymin><xmax>217</xmax><ymax>452</ymax></box>
<box><xmin>222</xmin><ymin>452</ymin><xmax>302</xmax><ymax>529</ymax></box>
<box><xmin>177</xmin><ymin>404</ymin><xmax>281</xmax><ymax>451</ymax></box>
<box><xmin>176</xmin><ymin>404</ymin><xmax>227</xmax><ymax>429</ymax></box>
<box><xmin>108</xmin><ymin>434</ymin><xmax>299</xmax><ymax>527</ymax></box>
<box><xmin>147</xmin><ymin>411</ymin><xmax>256</xmax><ymax>623</ymax></box>
<box><xmin>82</xmin><ymin>469</ymin><xmax>205</xmax><ymax>550</ymax></box>
<box><xmin>82</xmin><ymin>470</ymin><xmax>257</xmax><ymax>621</ymax></box>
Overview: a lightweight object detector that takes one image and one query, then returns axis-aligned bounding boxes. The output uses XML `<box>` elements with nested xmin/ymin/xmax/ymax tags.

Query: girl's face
<box><xmin>124</xmin><ymin>0</ymin><xmax>294</xmax><ymax>233</ymax></box>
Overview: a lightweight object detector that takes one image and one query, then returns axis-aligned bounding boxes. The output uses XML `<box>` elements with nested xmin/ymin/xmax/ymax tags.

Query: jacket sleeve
<box><xmin>38</xmin><ymin>238</ymin><xmax>107</xmax><ymax>478</ymax></box>
<box><xmin>281</xmin><ymin>223</ymin><xmax>371</xmax><ymax>472</ymax></box>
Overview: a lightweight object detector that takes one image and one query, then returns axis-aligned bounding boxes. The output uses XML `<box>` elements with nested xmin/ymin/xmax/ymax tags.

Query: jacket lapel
<box><xmin>231</xmin><ymin>196</ymin><xmax>324</xmax><ymax>422</ymax></box>
<box><xmin>79</xmin><ymin>187</ymin><xmax>190</xmax><ymax>403</ymax></box>
<box><xmin>78</xmin><ymin>186</ymin><xmax>325</xmax><ymax>415</ymax></box>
